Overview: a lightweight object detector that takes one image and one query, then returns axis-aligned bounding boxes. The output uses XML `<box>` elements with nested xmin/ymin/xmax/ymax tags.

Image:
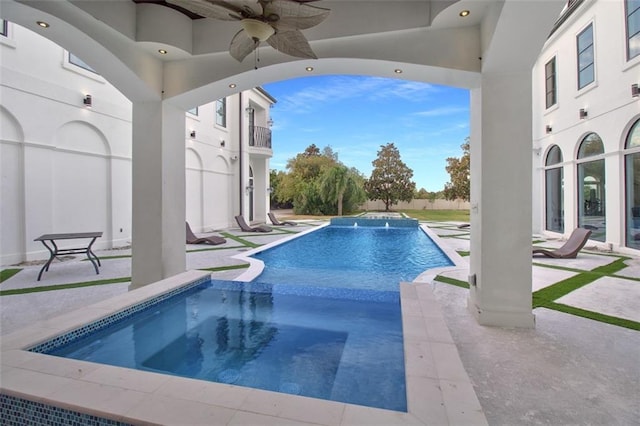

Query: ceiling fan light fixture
<box><xmin>241</xmin><ymin>19</ymin><xmax>275</xmax><ymax>42</ymax></box>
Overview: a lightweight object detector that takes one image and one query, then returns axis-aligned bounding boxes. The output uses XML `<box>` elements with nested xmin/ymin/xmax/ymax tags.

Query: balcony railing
<box><xmin>249</xmin><ymin>125</ymin><xmax>272</xmax><ymax>149</ymax></box>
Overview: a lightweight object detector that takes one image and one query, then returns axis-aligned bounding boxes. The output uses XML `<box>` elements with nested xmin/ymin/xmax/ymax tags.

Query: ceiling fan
<box><xmin>167</xmin><ymin>0</ymin><xmax>330</xmax><ymax>62</ymax></box>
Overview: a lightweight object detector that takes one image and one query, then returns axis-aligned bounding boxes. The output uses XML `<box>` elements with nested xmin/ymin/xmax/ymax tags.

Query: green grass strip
<box><xmin>0</xmin><ymin>277</ymin><xmax>131</xmax><ymax>296</ymax></box>
<box><xmin>1</xmin><ymin>269</ymin><xmax>22</xmax><ymax>283</ymax></box>
<box><xmin>434</xmin><ymin>275</ymin><xmax>470</xmax><ymax>289</ymax></box>
<box><xmin>186</xmin><ymin>245</ymin><xmax>246</xmax><ymax>253</ymax></box>
<box><xmin>220</xmin><ymin>232</ymin><xmax>261</xmax><ymax>248</ymax></box>
<box><xmin>198</xmin><ymin>264</ymin><xmax>250</xmax><ymax>272</ymax></box>
<box><xmin>591</xmin><ymin>257</ymin><xmax>630</xmax><ymax>274</ymax></box>
<box><xmin>542</xmin><ymin>302</ymin><xmax>640</xmax><ymax>331</ymax></box>
<box><xmin>456</xmin><ymin>251</ymin><xmax>470</xmax><ymax>257</ymax></box>
<box><xmin>532</xmin><ymin>273</ymin><xmax>600</xmax><ymax>307</ymax></box>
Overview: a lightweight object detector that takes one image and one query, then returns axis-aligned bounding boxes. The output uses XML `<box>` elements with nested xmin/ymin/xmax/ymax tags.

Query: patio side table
<box><xmin>34</xmin><ymin>232</ymin><xmax>103</xmax><ymax>281</ymax></box>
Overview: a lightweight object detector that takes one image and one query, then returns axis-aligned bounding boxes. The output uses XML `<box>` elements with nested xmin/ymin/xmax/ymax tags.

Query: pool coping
<box><xmin>1</xmin><ymin>249</ymin><xmax>486</xmax><ymax>425</ymax></box>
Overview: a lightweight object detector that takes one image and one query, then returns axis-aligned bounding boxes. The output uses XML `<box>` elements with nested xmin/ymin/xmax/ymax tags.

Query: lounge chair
<box><xmin>235</xmin><ymin>215</ymin><xmax>272</xmax><ymax>232</ymax></box>
<box><xmin>268</xmin><ymin>212</ymin><xmax>297</xmax><ymax>226</ymax></box>
<box><xmin>532</xmin><ymin>228</ymin><xmax>592</xmax><ymax>259</ymax></box>
<box><xmin>186</xmin><ymin>222</ymin><xmax>226</xmax><ymax>245</ymax></box>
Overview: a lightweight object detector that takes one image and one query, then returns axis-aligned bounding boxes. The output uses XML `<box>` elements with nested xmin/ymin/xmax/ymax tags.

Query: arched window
<box><xmin>577</xmin><ymin>133</ymin><xmax>605</xmax><ymax>241</ymax></box>
<box><xmin>545</xmin><ymin>145</ymin><xmax>564</xmax><ymax>232</ymax></box>
<box><xmin>624</xmin><ymin>119</ymin><xmax>640</xmax><ymax>249</ymax></box>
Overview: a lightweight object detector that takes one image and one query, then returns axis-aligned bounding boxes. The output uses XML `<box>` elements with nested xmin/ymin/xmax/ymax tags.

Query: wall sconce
<box><xmin>266</xmin><ymin>187</ymin><xmax>273</xmax><ymax>193</ymax></box>
<box><xmin>632</xmin><ymin>83</ymin><xmax>639</xmax><ymax>98</ymax></box>
<box><xmin>245</xmin><ymin>106</ymin><xmax>254</xmax><ymax>116</ymax></box>
<box><xmin>190</xmin><ymin>130</ymin><xmax>196</xmax><ymax>138</ymax></box>
<box><xmin>267</xmin><ymin>118</ymin><xmax>274</xmax><ymax>128</ymax></box>
<box><xmin>245</xmin><ymin>184</ymin><xmax>254</xmax><ymax>194</ymax></box>
<box><xmin>83</xmin><ymin>94</ymin><xmax>92</xmax><ymax>107</ymax></box>
<box><xmin>220</xmin><ymin>140</ymin><xmax>226</xmax><ymax>147</ymax></box>
<box><xmin>545</xmin><ymin>125</ymin><xmax>552</xmax><ymax>134</ymax></box>
<box><xmin>579</xmin><ymin>108</ymin><xmax>588</xmax><ymax>119</ymax></box>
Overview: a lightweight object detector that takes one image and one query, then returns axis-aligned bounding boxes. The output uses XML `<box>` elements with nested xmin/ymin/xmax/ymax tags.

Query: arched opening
<box><xmin>624</xmin><ymin>119</ymin><xmax>640</xmax><ymax>248</ymax></box>
<box><xmin>577</xmin><ymin>133</ymin><xmax>605</xmax><ymax>241</ymax></box>
<box><xmin>545</xmin><ymin>145</ymin><xmax>564</xmax><ymax>233</ymax></box>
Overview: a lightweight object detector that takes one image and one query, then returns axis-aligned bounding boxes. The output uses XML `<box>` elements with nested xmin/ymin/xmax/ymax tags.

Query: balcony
<box><xmin>249</xmin><ymin>125</ymin><xmax>272</xmax><ymax>149</ymax></box>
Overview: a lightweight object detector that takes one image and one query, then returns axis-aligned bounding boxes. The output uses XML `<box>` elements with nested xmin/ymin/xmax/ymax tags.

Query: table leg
<box><xmin>85</xmin><ymin>237</ymin><xmax>101</xmax><ymax>274</ymax></box>
<box><xmin>37</xmin><ymin>240</ymin><xmax>56</xmax><ymax>281</ymax></box>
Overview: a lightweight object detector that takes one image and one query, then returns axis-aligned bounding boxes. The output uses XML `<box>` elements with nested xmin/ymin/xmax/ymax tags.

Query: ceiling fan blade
<box><xmin>229</xmin><ymin>29</ymin><xmax>259</xmax><ymax>61</ymax></box>
<box><xmin>264</xmin><ymin>0</ymin><xmax>330</xmax><ymax>30</ymax></box>
<box><xmin>266</xmin><ymin>29</ymin><xmax>317</xmax><ymax>59</ymax></box>
<box><xmin>166</xmin><ymin>0</ymin><xmax>254</xmax><ymax>20</ymax></box>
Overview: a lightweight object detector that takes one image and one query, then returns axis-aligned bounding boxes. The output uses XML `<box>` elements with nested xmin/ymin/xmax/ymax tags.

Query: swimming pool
<box><xmin>40</xmin><ymin>279</ymin><xmax>407</xmax><ymax>411</ymax></box>
<box><xmin>251</xmin><ymin>224</ymin><xmax>453</xmax><ymax>291</ymax></box>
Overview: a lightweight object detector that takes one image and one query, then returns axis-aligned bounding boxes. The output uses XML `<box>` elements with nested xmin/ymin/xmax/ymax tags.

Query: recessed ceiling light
<box><xmin>305</xmin><ymin>66</ymin><xmax>314</xmax><ymax>72</ymax></box>
<box><xmin>394</xmin><ymin>69</ymin><xmax>403</xmax><ymax>74</ymax></box>
<box><xmin>36</xmin><ymin>21</ymin><xmax>49</xmax><ymax>28</ymax></box>
<box><xmin>229</xmin><ymin>83</ymin><xmax>237</xmax><ymax>88</ymax></box>
<box><xmin>459</xmin><ymin>10</ymin><xmax>470</xmax><ymax>17</ymax></box>
<box><xmin>158</xmin><ymin>49</ymin><xmax>168</xmax><ymax>55</ymax></box>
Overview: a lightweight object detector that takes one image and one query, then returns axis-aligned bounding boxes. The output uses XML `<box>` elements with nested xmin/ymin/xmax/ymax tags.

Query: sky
<box><xmin>262</xmin><ymin>75</ymin><xmax>470</xmax><ymax>192</ymax></box>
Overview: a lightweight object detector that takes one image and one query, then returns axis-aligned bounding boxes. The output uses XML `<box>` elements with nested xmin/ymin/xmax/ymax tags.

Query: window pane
<box><xmin>626</xmin><ymin>152</ymin><xmax>640</xmax><ymax>249</ymax></box>
<box><xmin>578</xmin><ymin>133</ymin><xmax>604</xmax><ymax>158</ymax></box>
<box><xmin>546</xmin><ymin>145</ymin><xmax>563</xmax><ymax>165</ymax></box>
<box><xmin>578</xmin><ymin>159</ymin><xmax>606</xmax><ymax>242</ymax></box>
<box><xmin>626</xmin><ymin>120</ymin><xmax>640</xmax><ymax>149</ymax></box>
<box><xmin>546</xmin><ymin>167</ymin><xmax>564</xmax><ymax>232</ymax></box>
<box><xmin>69</xmin><ymin>52</ymin><xmax>97</xmax><ymax>74</ymax></box>
<box><xmin>545</xmin><ymin>57</ymin><xmax>556</xmax><ymax>108</ymax></box>
<box><xmin>579</xmin><ymin>65</ymin><xmax>594</xmax><ymax>88</ymax></box>
<box><xmin>0</xmin><ymin>20</ymin><xmax>7</xmax><ymax>37</ymax></box>
<box><xmin>216</xmin><ymin>99</ymin><xmax>226</xmax><ymax>127</ymax></box>
<box><xmin>188</xmin><ymin>107</ymin><xmax>198</xmax><ymax>116</ymax></box>
<box><xmin>630</xmin><ymin>31</ymin><xmax>640</xmax><ymax>59</ymax></box>
<box><xmin>578</xmin><ymin>25</ymin><xmax>593</xmax><ymax>49</ymax></box>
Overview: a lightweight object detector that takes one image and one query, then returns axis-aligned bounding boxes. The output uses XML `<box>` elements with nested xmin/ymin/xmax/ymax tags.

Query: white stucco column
<box><xmin>130</xmin><ymin>101</ymin><xmax>186</xmax><ymax>289</ymax></box>
<box><xmin>468</xmin><ymin>70</ymin><xmax>536</xmax><ymax>328</ymax></box>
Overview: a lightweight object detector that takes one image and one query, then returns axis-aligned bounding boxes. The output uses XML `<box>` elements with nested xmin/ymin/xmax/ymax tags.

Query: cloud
<box><xmin>270</xmin><ymin>76</ymin><xmax>438</xmax><ymax>114</ymax></box>
<box><xmin>413</xmin><ymin>106</ymin><xmax>468</xmax><ymax>117</ymax></box>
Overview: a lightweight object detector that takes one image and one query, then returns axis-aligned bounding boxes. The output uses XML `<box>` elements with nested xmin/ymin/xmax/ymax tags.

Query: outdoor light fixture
<box><xmin>220</xmin><ymin>139</ymin><xmax>226</xmax><ymax>147</ymax></box>
<box><xmin>267</xmin><ymin>187</ymin><xmax>273</xmax><ymax>193</ymax></box>
<box><xmin>579</xmin><ymin>108</ymin><xmax>588</xmax><ymax>119</ymax></box>
<box><xmin>546</xmin><ymin>125</ymin><xmax>552</xmax><ymax>134</ymax></box>
<box><xmin>36</xmin><ymin>21</ymin><xmax>49</xmax><ymax>28</ymax></box>
<box><xmin>305</xmin><ymin>66</ymin><xmax>314</xmax><ymax>72</ymax></box>
<box><xmin>245</xmin><ymin>106</ymin><xmax>254</xmax><ymax>115</ymax></box>
<box><xmin>394</xmin><ymin>69</ymin><xmax>403</xmax><ymax>74</ymax></box>
<box><xmin>632</xmin><ymin>83</ymin><xmax>639</xmax><ymax>97</ymax></box>
<box><xmin>158</xmin><ymin>49</ymin><xmax>168</xmax><ymax>55</ymax></box>
<box><xmin>267</xmin><ymin>118</ymin><xmax>274</xmax><ymax>128</ymax></box>
<box><xmin>245</xmin><ymin>184</ymin><xmax>254</xmax><ymax>194</ymax></box>
<box><xmin>190</xmin><ymin>130</ymin><xmax>196</xmax><ymax>138</ymax></box>
<box><xmin>83</xmin><ymin>94</ymin><xmax>92</xmax><ymax>107</ymax></box>
<box><xmin>459</xmin><ymin>10</ymin><xmax>470</xmax><ymax>17</ymax></box>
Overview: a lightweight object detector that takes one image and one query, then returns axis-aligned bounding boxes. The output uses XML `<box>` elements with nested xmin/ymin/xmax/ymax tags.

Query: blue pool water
<box><xmin>252</xmin><ymin>225</ymin><xmax>453</xmax><ymax>291</ymax></box>
<box><xmin>47</xmin><ymin>280</ymin><xmax>407</xmax><ymax>411</ymax></box>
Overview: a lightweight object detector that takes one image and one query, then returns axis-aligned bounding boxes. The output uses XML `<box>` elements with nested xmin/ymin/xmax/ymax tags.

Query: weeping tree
<box><xmin>365</xmin><ymin>143</ymin><xmax>416</xmax><ymax>211</ymax></box>
<box><xmin>319</xmin><ymin>165</ymin><xmax>367</xmax><ymax>215</ymax></box>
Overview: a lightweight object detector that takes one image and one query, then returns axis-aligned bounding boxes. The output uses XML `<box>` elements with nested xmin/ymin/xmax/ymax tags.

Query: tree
<box><xmin>319</xmin><ymin>165</ymin><xmax>367</xmax><ymax>216</ymax></box>
<box><xmin>364</xmin><ymin>143</ymin><xmax>416</xmax><ymax>211</ymax></box>
<box><xmin>443</xmin><ymin>137</ymin><xmax>470</xmax><ymax>201</ymax></box>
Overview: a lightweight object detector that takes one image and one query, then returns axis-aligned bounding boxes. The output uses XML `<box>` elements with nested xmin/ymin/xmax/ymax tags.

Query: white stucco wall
<box><xmin>532</xmin><ymin>0</ymin><xmax>640</xmax><ymax>253</ymax></box>
<box><xmin>0</xmin><ymin>22</ymin><xmax>273</xmax><ymax>264</ymax></box>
